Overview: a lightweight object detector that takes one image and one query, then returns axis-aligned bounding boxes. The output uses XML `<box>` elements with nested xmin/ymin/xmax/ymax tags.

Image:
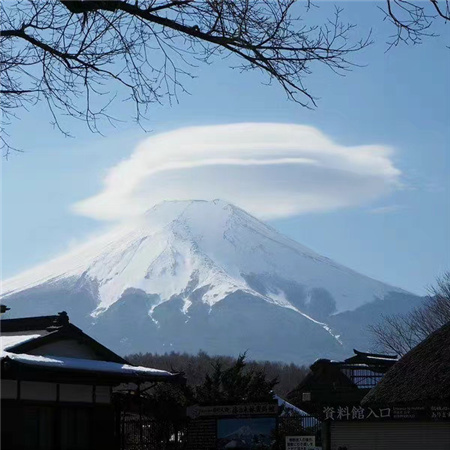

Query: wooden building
<box><xmin>1</xmin><ymin>312</ymin><xmax>184</xmax><ymax>450</ymax></box>
<box><xmin>327</xmin><ymin>322</ymin><xmax>450</xmax><ymax>450</ymax></box>
<box><xmin>286</xmin><ymin>349</ymin><xmax>398</xmax><ymax>449</ymax></box>
<box><xmin>287</xmin><ymin>349</ymin><xmax>397</xmax><ymax>415</ymax></box>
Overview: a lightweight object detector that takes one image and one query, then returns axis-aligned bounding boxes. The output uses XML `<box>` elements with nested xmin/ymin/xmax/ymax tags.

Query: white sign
<box><xmin>286</xmin><ymin>436</ymin><xmax>316</xmax><ymax>449</ymax></box>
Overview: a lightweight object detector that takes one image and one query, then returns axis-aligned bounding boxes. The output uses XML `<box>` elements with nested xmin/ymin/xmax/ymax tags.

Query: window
<box><xmin>59</xmin><ymin>384</ymin><xmax>93</xmax><ymax>403</ymax></box>
<box><xmin>20</xmin><ymin>406</ymin><xmax>54</xmax><ymax>450</ymax></box>
<box><xmin>341</xmin><ymin>367</ymin><xmax>384</xmax><ymax>389</ymax></box>
<box><xmin>60</xmin><ymin>407</ymin><xmax>91</xmax><ymax>450</ymax></box>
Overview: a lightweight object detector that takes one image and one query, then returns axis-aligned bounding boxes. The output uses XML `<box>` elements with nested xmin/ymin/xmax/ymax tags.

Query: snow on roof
<box><xmin>365</xmin><ymin>355</ymin><xmax>398</xmax><ymax>361</ymax></box>
<box><xmin>1</xmin><ymin>333</ymin><xmax>44</xmax><ymax>352</ymax></box>
<box><xmin>275</xmin><ymin>395</ymin><xmax>315</xmax><ymax>419</ymax></box>
<box><xmin>1</xmin><ymin>351</ymin><xmax>178</xmax><ymax>380</ymax></box>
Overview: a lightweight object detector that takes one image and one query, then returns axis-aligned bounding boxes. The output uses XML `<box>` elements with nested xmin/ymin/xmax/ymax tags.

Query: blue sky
<box><xmin>2</xmin><ymin>2</ymin><xmax>449</xmax><ymax>295</ymax></box>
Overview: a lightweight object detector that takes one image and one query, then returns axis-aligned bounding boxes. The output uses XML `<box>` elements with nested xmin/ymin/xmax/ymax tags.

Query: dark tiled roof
<box><xmin>1</xmin><ymin>312</ymin><xmax>185</xmax><ymax>385</ymax></box>
<box><xmin>0</xmin><ymin>311</ymin><xmax>69</xmax><ymax>332</ymax></box>
<box><xmin>362</xmin><ymin>321</ymin><xmax>450</xmax><ymax>405</ymax></box>
<box><xmin>344</xmin><ymin>349</ymin><xmax>398</xmax><ymax>366</ymax></box>
<box><xmin>1</xmin><ymin>311</ymin><xmax>127</xmax><ymax>364</ymax></box>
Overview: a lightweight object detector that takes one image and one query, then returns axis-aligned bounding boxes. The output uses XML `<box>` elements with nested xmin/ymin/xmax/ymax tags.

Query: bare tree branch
<box><xmin>0</xmin><ymin>0</ymin><xmax>373</xmax><ymax>157</ymax></box>
<box><xmin>1</xmin><ymin>1</ymin><xmax>447</xmax><ymax>157</ymax></box>
<box><xmin>370</xmin><ymin>272</ymin><xmax>450</xmax><ymax>356</ymax></box>
<box><xmin>382</xmin><ymin>0</ymin><xmax>449</xmax><ymax>48</ymax></box>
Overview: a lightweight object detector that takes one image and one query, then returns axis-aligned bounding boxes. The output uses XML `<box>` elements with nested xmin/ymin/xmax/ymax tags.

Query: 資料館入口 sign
<box><xmin>321</xmin><ymin>405</ymin><xmax>450</xmax><ymax>421</ymax></box>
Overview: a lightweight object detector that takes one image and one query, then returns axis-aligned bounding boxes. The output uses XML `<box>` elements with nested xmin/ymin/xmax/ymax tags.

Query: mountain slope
<box><xmin>1</xmin><ymin>200</ymin><xmax>422</xmax><ymax>363</ymax></box>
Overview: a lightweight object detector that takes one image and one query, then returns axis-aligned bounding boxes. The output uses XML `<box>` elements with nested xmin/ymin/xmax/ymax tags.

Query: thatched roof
<box><xmin>362</xmin><ymin>321</ymin><xmax>450</xmax><ymax>405</ymax></box>
<box><xmin>286</xmin><ymin>359</ymin><xmax>360</xmax><ymax>413</ymax></box>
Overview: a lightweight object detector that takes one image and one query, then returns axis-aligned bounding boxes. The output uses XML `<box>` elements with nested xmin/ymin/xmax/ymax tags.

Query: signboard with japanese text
<box><xmin>321</xmin><ymin>405</ymin><xmax>450</xmax><ymax>422</ymax></box>
<box><xmin>186</xmin><ymin>402</ymin><xmax>279</xmax><ymax>450</ymax></box>
<box><xmin>187</xmin><ymin>402</ymin><xmax>278</xmax><ymax>419</ymax></box>
<box><xmin>286</xmin><ymin>435</ymin><xmax>316</xmax><ymax>449</ymax></box>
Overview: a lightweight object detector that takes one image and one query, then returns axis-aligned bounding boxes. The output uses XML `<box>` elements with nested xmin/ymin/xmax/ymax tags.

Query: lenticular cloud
<box><xmin>73</xmin><ymin>123</ymin><xmax>401</xmax><ymax>221</ymax></box>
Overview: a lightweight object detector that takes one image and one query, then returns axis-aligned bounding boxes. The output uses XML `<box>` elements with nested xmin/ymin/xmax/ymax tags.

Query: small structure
<box><xmin>325</xmin><ymin>322</ymin><xmax>450</xmax><ymax>450</ymax></box>
<box><xmin>287</xmin><ymin>349</ymin><xmax>397</xmax><ymax>415</ymax></box>
<box><xmin>1</xmin><ymin>311</ymin><xmax>184</xmax><ymax>450</ymax></box>
<box><xmin>286</xmin><ymin>349</ymin><xmax>398</xmax><ymax>450</ymax></box>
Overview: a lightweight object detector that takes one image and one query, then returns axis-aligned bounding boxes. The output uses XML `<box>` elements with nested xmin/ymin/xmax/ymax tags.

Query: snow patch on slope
<box><xmin>264</xmin><ymin>288</ymin><xmax>342</xmax><ymax>345</ymax></box>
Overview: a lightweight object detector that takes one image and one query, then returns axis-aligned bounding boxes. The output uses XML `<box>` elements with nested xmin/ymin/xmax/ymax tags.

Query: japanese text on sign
<box><xmin>322</xmin><ymin>405</ymin><xmax>450</xmax><ymax>421</ymax></box>
<box><xmin>286</xmin><ymin>436</ymin><xmax>316</xmax><ymax>449</ymax></box>
<box><xmin>323</xmin><ymin>406</ymin><xmax>391</xmax><ymax>421</ymax></box>
<box><xmin>189</xmin><ymin>403</ymin><xmax>278</xmax><ymax>418</ymax></box>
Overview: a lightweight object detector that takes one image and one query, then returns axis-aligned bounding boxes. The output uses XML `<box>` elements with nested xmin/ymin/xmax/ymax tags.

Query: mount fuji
<box><xmin>1</xmin><ymin>200</ymin><xmax>422</xmax><ymax>363</ymax></box>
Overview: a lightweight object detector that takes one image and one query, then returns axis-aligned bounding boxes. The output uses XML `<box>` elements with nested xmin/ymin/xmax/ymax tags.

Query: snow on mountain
<box><xmin>1</xmin><ymin>200</ymin><xmax>421</xmax><ymax>363</ymax></box>
<box><xmin>3</xmin><ymin>199</ymin><xmax>401</xmax><ymax>312</ymax></box>
<box><xmin>227</xmin><ymin>426</ymin><xmax>254</xmax><ymax>437</ymax></box>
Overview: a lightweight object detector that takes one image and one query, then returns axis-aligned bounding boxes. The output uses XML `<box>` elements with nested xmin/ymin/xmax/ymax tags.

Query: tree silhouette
<box><xmin>1</xmin><ymin>0</ymin><xmax>371</xmax><ymax>156</ymax></box>
<box><xmin>126</xmin><ymin>350</ymin><xmax>308</xmax><ymax>397</ymax></box>
<box><xmin>370</xmin><ymin>272</ymin><xmax>450</xmax><ymax>356</ymax></box>
<box><xmin>1</xmin><ymin>1</ymin><xmax>447</xmax><ymax>157</ymax></box>
<box><xmin>383</xmin><ymin>0</ymin><xmax>449</xmax><ymax>48</ymax></box>
<box><xmin>195</xmin><ymin>353</ymin><xmax>278</xmax><ymax>404</ymax></box>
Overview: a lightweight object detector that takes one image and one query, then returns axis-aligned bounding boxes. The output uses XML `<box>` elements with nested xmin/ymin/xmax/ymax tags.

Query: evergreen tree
<box><xmin>195</xmin><ymin>353</ymin><xmax>278</xmax><ymax>404</ymax></box>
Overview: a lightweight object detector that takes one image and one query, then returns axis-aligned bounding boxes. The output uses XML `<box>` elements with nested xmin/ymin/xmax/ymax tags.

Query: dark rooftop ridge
<box><xmin>351</xmin><ymin>349</ymin><xmax>398</xmax><ymax>360</ymax></box>
<box><xmin>1</xmin><ymin>311</ymin><xmax>69</xmax><ymax>332</ymax></box>
<box><xmin>309</xmin><ymin>349</ymin><xmax>398</xmax><ymax>370</ymax></box>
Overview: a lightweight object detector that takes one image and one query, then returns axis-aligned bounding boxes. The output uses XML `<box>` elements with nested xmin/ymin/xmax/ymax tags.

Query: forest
<box><xmin>126</xmin><ymin>350</ymin><xmax>309</xmax><ymax>398</ymax></box>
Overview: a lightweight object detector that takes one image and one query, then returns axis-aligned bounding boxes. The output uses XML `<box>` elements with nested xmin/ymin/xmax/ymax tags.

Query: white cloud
<box><xmin>72</xmin><ymin>123</ymin><xmax>401</xmax><ymax>221</ymax></box>
<box><xmin>369</xmin><ymin>205</ymin><xmax>406</xmax><ymax>215</ymax></box>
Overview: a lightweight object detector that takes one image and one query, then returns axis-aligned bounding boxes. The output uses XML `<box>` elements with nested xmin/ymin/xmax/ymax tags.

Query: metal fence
<box><xmin>119</xmin><ymin>412</ymin><xmax>188</xmax><ymax>450</ymax></box>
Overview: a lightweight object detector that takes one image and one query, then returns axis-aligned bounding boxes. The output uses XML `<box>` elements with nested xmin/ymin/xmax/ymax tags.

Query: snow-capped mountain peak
<box><xmin>2</xmin><ymin>199</ymin><xmax>398</xmax><ymax>314</ymax></box>
<box><xmin>2</xmin><ymin>200</ymin><xmax>417</xmax><ymax>363</ymax></box>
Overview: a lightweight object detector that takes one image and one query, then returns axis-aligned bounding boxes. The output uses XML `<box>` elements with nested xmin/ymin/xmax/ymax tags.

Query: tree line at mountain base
<box><xmin>126</xmin><ymin>350</ymin><xmax>309</xmax><ymax>398</ymax></box>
